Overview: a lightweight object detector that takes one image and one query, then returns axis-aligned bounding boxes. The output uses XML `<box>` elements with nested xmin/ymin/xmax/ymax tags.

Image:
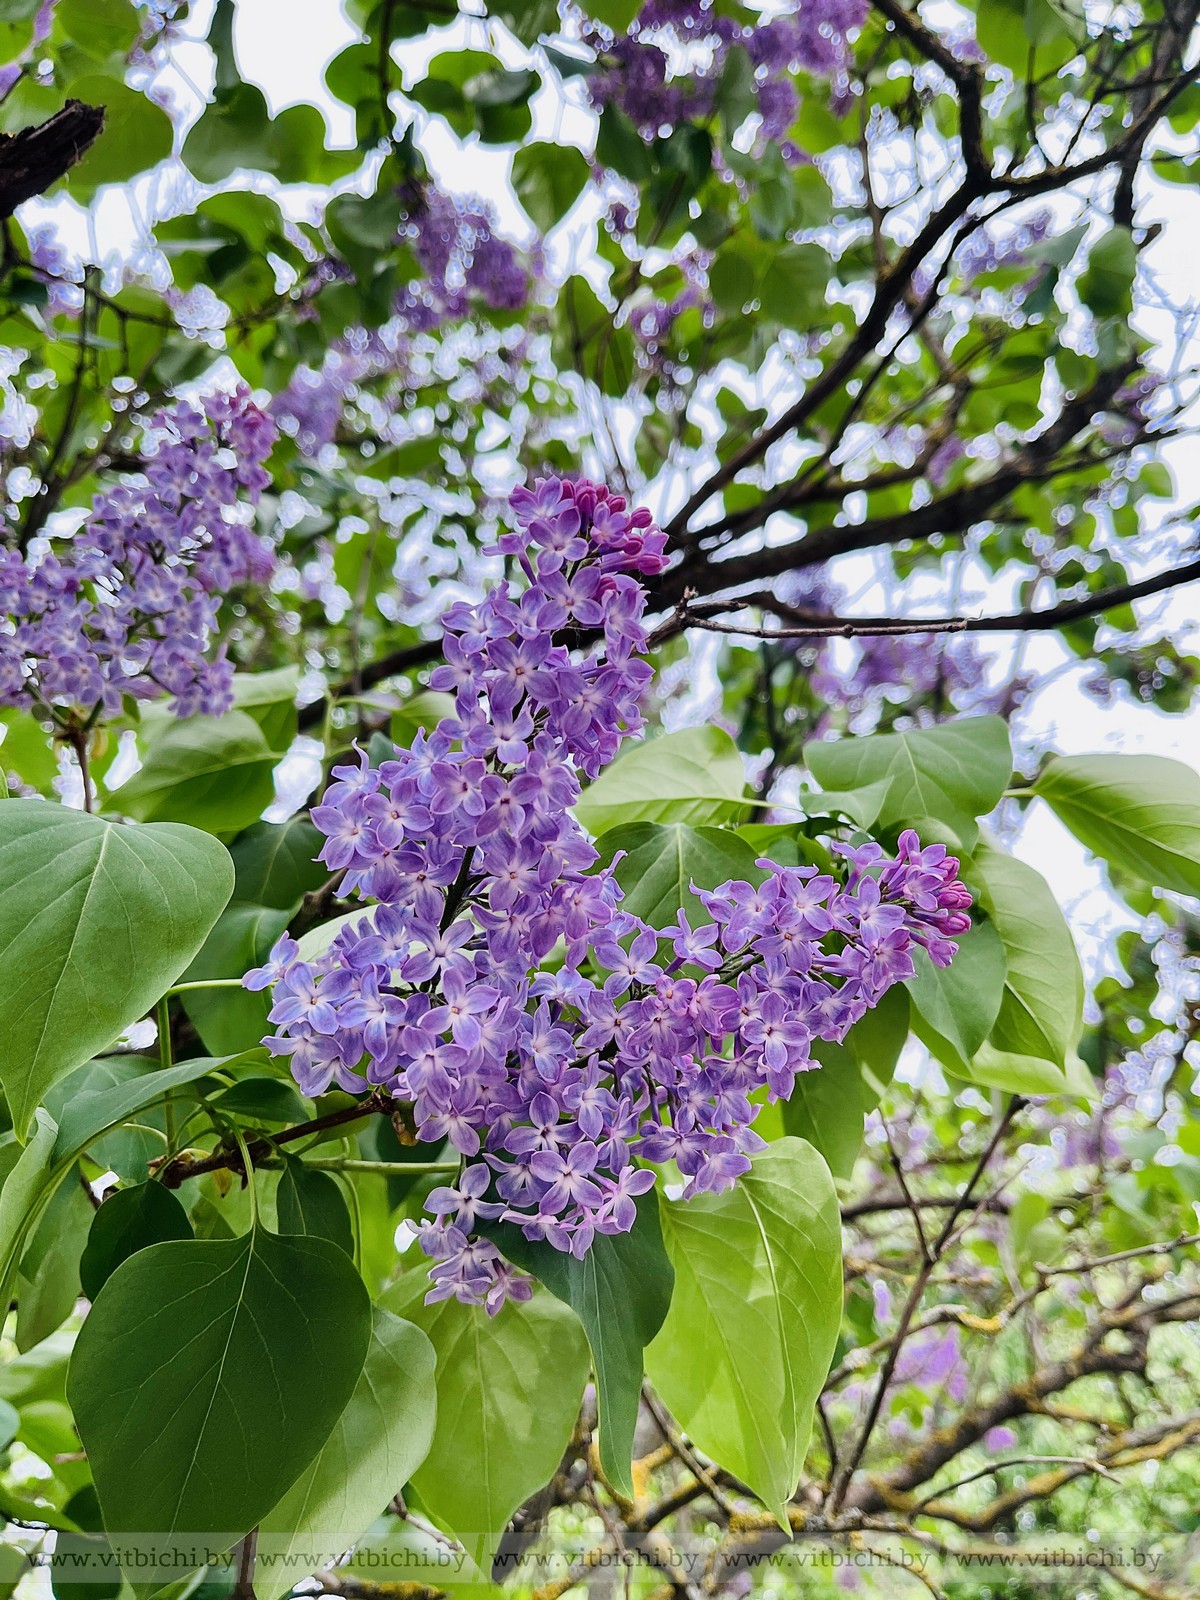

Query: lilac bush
<box><xmin>0</xmin><ymin>386</ymin><xmax>276</xmax><ymax>719</ymax></box>
<box><xmin>249</xmin><ymin>476</ymin><xmax>970</xmax><ymax>1311</ymax></box>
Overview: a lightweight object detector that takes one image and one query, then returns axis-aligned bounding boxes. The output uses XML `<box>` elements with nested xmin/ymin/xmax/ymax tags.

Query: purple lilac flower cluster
<box><xmin>399</xmin><ymin>189</ymin><xmax>530</xmax><ymax>328</ymax></box>
<box><xmin>249</xmin><ymin>476</ymin><xmax>969</xmax><ymax>1311</ymax></box>
<box><xmin>0</xmin><ymin>387</ymin><xmax>276</xmax><ymax>717</ymax></box>
<box><xmin>586</xmin><ymin>0</ymin><xmax>867</xmax><ymax>151</ymax></box>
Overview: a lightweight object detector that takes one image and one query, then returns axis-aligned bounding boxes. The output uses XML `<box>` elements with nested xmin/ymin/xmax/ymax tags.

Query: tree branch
<box><xmin>0</xmin><ymin>100</ymin><xmax>104</xmax><ymax>218</ymax></box>
<box><xmin>647</xmin><ymin>552</ymin><xmax>1200</xmax><ymax>650</ymax></box>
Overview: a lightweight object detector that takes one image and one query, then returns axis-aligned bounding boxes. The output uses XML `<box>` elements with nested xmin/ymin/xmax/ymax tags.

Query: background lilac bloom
<box><xmin>0</xmin><ymin>386</ymin><xmax>276</xmax><ymax>718</ymax></box>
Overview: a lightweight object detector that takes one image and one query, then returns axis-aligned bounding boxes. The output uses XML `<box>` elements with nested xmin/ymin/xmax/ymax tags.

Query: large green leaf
<box><xmin>599</xmin><ymin>822</ymin><xmax>764</xmax><ymax>929</ymax></box>
<box><xmin>68</xmin><ymin>1227</ymin><xmax>372</xmax><ymax>1578</ymax></box>
<box><xmin>256</xmin><ymin>1308</ymin><xmax>436</xmax><ymax>1600</ymax></box>
<box><xmin>803</xmin><ymin>717</ymin><xmax>1012</xmax><ymax>848</ymax></box>
<box><xmin>384</xmin><ymin>1280</ymin><xmax>589</xmax><ymax>1569</ymax></box>
<box><xmin>64</xmin><ymin>78</ymin><xmax>174</xmax><ymax>195</ymax></box>
<box><xmin>646</xmin><ymin>1139</ymin><xmax>841</xmax><ymax>1526</ymax></box>
<box><xmin>178</xmin><ymin>902</ymin><xmax>290</xmax><ymax>1057</ymax></box>
<box><xmin>107</xmin><ymin>712</ymin><xmax>282</xmax><ymax>834</ymax></box>
<box><xmin>1034</xmin><ymin>753</ymin><xmax>1200</xmax><ymax>897</ymax></box>
<box><xmin>483</xmin><ymin>1193</ymin><xmax>674</xmax><ymax>1499</ymax></box>
<box><xmin>0</xmin><ymin>802</ymin><xmax>233</xmax><ymax>1135</ymax></box>
<box><xmin>1077</xmin><ymin>228</ymin><xmax>1137</xmax><ymax>318</ymax></box>
<box><xmin>782</xmin><ymin>987</ymin><xmax>909</xmax><ymax>1180</ymax></box>
<box><xmin>905</xmin><ymin>919</ymin><xmax>1007</xmax><ymax>1065</ymax></box>
<box><xmin>227</xmin><ymin>818</ymin><xmax>326</xmax><ymax>910</ymax></box>
<box><xmin>971</xmin><ymin>844</ymin><xmax>1084</xmax><ymax>1072</ymax></box>
<box><xmin>16</xmin><ymin>1167</ymin><xmax>93</xmax><ymax>1351</ymax></box>
<box><xmin>0</xmin><ymin>1111</ymin><xmax>62</xmax><ymax>1326</ymax></box>
<box><xmin>575</xmin><ymin>727</ymin><xmax>748</xmax><ymax>836</ymax></box>
<box><xmin>231</xmin><ymin>668</ymin><xmax>300</xmax><ymax>752</ymax></box>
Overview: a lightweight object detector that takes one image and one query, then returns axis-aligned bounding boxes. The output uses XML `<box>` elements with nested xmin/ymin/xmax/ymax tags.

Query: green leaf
<box><xmin>575</xmin><ymin>727</ymin><xmax>748</xmax><ymax>836</ymax></box>
<box><xmin>646</xmin><ymin>1140</ymin><xmax>841</xmax><ymax>1526</ymax></box>
<box><xmin>804</xmin><ymin>718</ymin><xmax>1012</xmax><ymax>849</ymax></box>
<box><xmin>0</xmin><ymin>1112</ymin><xmax>59</xmax><ymax>1319</ymax></box>
<box><xmin>0</xmin><ymin>708</ymin><xmax>57</xmax><ymax>794</ymax></box>
<box><xmin>227</xmin><ymin>818</ymin><xmax>326</xmax><ymax>910</ymax></box>
<box><xmin>599</xmin><ymin>822</ymin><xmax>764</xmax><ymax>930</ymax></box>
<box><xmin>962</xmin><ymin>1042</ymin><xmax>1073</xmax><ymax>1097</ymax></box>
<box><xmin>68</xmin><ymin>1226</ymin><xmax>372</xmax><ymax>1577</ymax></box>
<box><xmin>483</xmin><ymin>1193</ymin><xmax>673</xmax><ymax>1499</ymax></box>
<box><xmin>231</xmin><ymin>668</ymin><xmax>300</xmax><ymax>751</ymax></box>
<box><xmin>759</xmin><ymin>243</ymin><xmax>830</xmax><ymax>325</ymax></box>
<box><xmin>587</xmin><ymin>0</ymin><xmax>640</xmax><ymax>25</ymax></box>
<box><xmin>0</xmin><ymin>801</ymin><xmax>233</xmax><ymax>1135</ymax></box>
<box><xmin>512</xmin><ymin>141</ymin><xmax>590</xmax><ymax>232</ymax></box>
<box><xmin>108</xmin><ymin>711</ymin><xmax>282</xmax><ymax>834</ymax></box>
<box><xmin>275</xmin><ymin>1158</ymin><xmax>354</xmax><ymax>1256</ymax></box>
<box><xmin>16</xmin><ymin>1159</ymin><xmax>93</xmax><ymax>1350</ymax></box>
<box><xmin>178</xmin><ymin>903</ymin><xmax>290</xmax><ymax>1057</ymax></box>
<box><xmin>1078</xmin><ymin>228</ymin><xmax>1137</xmax><ymax>319</ymax></box>
<box><xmin>58</xmin><ymin>0</ymin><xmax>140</xmax><ymax>57</ymax></box>
<box><xmin>782</xmin><ymin>988</ymin><xmax>909</xmax><ymax>1180</ymax></box>
<box><xmin>52</xmin><ymin>1055</ymin><xmax>231</xmax><ymax>1168</ymax></box>
<box><xmin>905</xmin><ymin>919</ymin><xmax>1007</xmax><ymax>1065</ymax></box>
<box><xmin>1034</xmin><ymin>753</ymin><xmax>1200</xmax><ymax>897</ymax></box>
<box><xmin>709</xmin><ymin>244</ymin><xmax>759</xmax><ymax>315</ymax></box>
<box><xmin>256</xmin><ymin>1308</ymin><xmax>437</xmax><ymax>1600</ymax></box>
<box><xmin>0</xmin><ymin>1399</ymin><xmax>18</xmax><ymax>1453</ymax></box>
<box><xmin>78</xmin><ymin>1182</ymin><xmax>193</xmax><ymax>1301</ymax></box>
<box><xmin>209</xmin><ymin>1074</ymin><xmax>309</xmax><ymax>1125</ymax></box>
<box><xmin>391</xmin><ymin>692</ymin><xmax>456</xmax><ymax>753</ymax></box>
<box><xmin>183</xmin><ymin>82</ymin><xmax>353</xmax><ymax>185</ymax></box>
<box><xmin>63</xmin><ymin>79</ymin><xmax>173</xmax><ymax>195</ymax></box>
<box><xmin>972</xmin><ymin>844</ymin><xmax>1084</xmax><ymax>1071</ymax></box>
<box><xmin>384</xmin><ymin>1281</ymin><xmax>589</xmax><ymax>1568</ymax></box>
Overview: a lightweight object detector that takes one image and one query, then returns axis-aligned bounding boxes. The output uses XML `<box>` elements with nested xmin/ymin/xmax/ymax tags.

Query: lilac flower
<box><xmin>1</xmin><ymin>387</ymin><xmax>275</xmax><ymax>719</ymax></box>
<box><xmin>587</xmin><ymin>0</ymin><xmax>866</xmax><ymax>146</ymax></box>
<box><xmin>250</xmin><ymin>475</ymin><xmax>969</xmax><ymax>1312</ymax></box>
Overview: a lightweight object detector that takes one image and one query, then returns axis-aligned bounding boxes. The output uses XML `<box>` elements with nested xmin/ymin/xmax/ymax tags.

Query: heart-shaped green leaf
<box><xmin>483</xmin><ymin>1191</ymin><xmax>673</xmax><ymax>1498</ymax></box>
<box><xmin>79</xmin><ymin>1182</ymin><xmax>193</xmax><ymax>1301</ymax></box>
<box><xmin>804</xmin><ymin>717</ymin><xmax>1012</xmax><ymax>849</ymax></box>
<box><xmin>646</xmin><ymin>1139</ymin><xmax>842</xmax><ymax>1528</ymax></box>
<box><xmin>384</xmin><ymin>1279</ymin><xmax>589</xmax><ymax>1569</ymax></box>
<box><xmin>256</xmin><ymin>1308</ymin><xmax>437</xmax><ymax>1600</ymax></box>
<box><xmin>575</xmin><ymin>727</ymin><xmax>748</xmax><ymax>835</ymax></box>
<box><xmin>0</xmin><ymin>802</ymin><xmax>233</xmax><ymax>1136</ymax></box>
<box><xmin>68</xmin><ymin>1226</ymin><xmax>372</xmax><ymax>1580</ymax></box>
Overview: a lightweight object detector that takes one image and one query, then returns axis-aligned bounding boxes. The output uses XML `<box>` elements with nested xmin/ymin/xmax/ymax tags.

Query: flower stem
<box><xmin>166</xmin><ymin>978</ymin><xmax>247</xmax><ymax>994</ymax></box>
<box><xmin>264</xmin><ymin>1157</ymin><xmax>457</xmax><ymax>1176</ymax></box>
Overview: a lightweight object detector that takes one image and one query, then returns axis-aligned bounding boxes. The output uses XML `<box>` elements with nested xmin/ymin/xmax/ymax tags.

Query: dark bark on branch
<box><xmin>660</xmin><ymin>63</ymin><xmax>1196</xmax><ymax>546</ymax></box>
<box><xmin>657</xmin><ymin>365</ymin><xmax>1135</xmax><ymax>607</ymax></box>
<box><xmin>0</xmin><ymin>101</ymin><xmax>104</xmax><ymax>218</ymax></box>
<box><xmin>297</xmin><ymin>637</ymin><xmax>443</xmax><ymax>731</ymax></box>
<box><xmin>648</xmin><ymin>552</ymin><xmax>1200</xmax><ymax>649</ymax></box>
<box><xmin>155</xmin><ymin>1092</ymin><xmax>389</xmax><ymax>1188</ymax></box>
